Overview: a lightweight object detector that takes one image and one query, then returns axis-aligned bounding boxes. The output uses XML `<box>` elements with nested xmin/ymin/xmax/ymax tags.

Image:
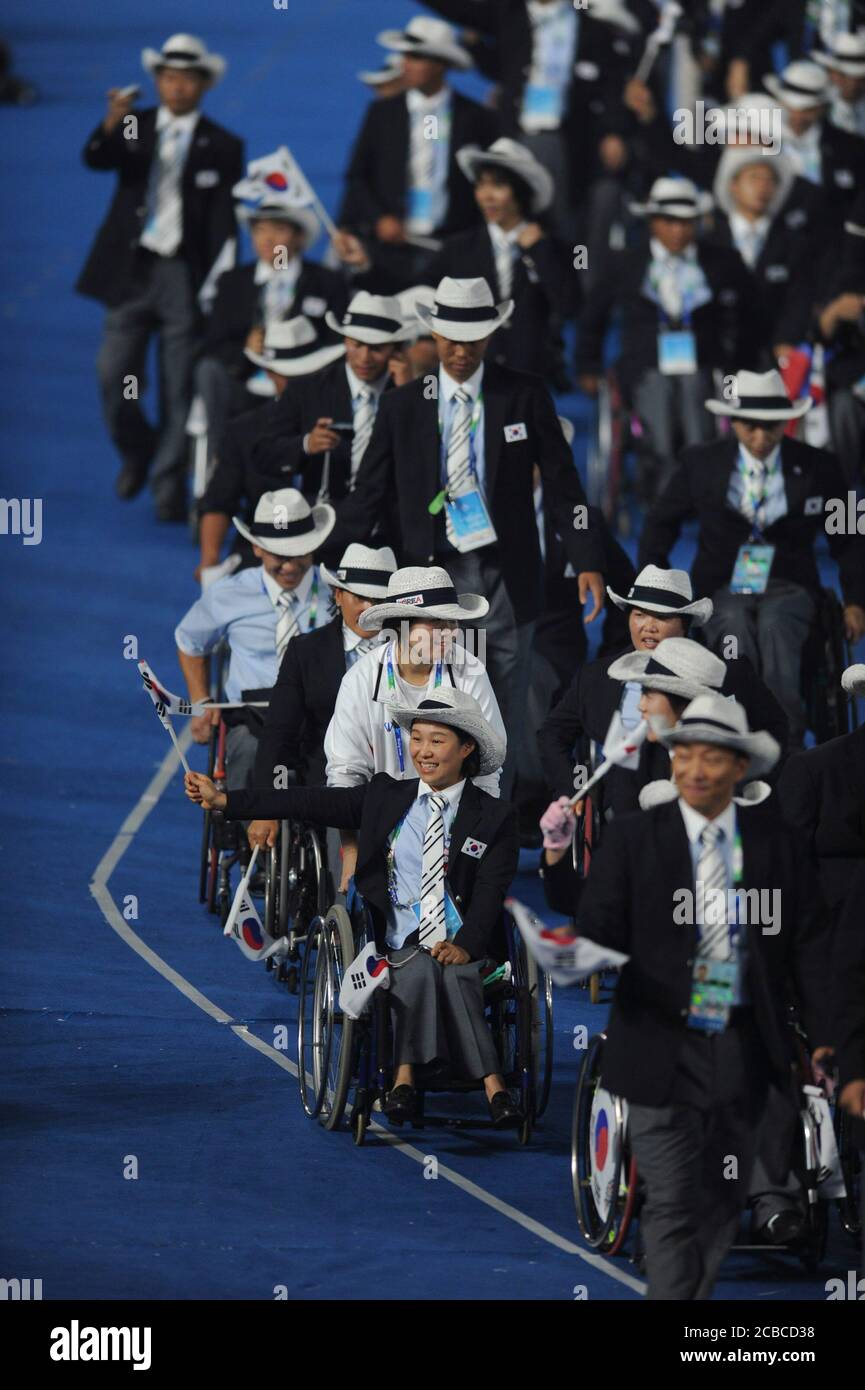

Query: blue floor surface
<box><xmin>1</xmin><ymin>0</ymin><xmax>861</xmax><ymax>1302</ymax></box>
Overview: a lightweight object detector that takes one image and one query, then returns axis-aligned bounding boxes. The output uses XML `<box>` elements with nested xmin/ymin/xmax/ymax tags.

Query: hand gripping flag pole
<box><xmin>568</xmin><ymin>718</ymin><xmax>650</xmax><ymax>808</ymax></box>
<box><xmin>138</xmin><ymin>663</ymin><xmax>193</xmax><ymax>776</ymax></box>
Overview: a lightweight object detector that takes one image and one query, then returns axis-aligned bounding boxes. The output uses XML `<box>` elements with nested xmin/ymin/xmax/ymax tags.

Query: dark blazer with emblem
<box><xmin>77</xmin><ymin>107</ymin><xmax>244</xmax><ymax>307</ymax></box>
<box><xmin>575</xmin><ymin>800</ymin><xmax>833</xmax><ymax>1106</ymax></box>
<box><xmin>328</xmin><ymin>362</ymin><xmax>606</xmax><ymax>623</ymax></box>
<box><xmin>778</xmin><ymin>725</ymin><xmax>865</xmax><ymax>920</ymax></box>
<box><xmin>250</xmin><ymin>356</ymin><xmax>395</xmax><ymax>507</ymax></box>
<box><xmin>252</xmin><ymin>615</ymin><xmax>348</xmax><ymax>789</ymax></box>
<box><xmin>537</xmin><ymin>645</ymin><xmax>790</xmax><ymax>804</ymax></box>
<box><xmin>426</xmin><ymin>226</ymin><xmax>574</xmax><ymax>377</ymax></box>
<box><xmin>339</xmin><ymin>89</ymin><xmax>499</xmax><ymax>238</ymax></box>
<box><xmin>833</xmin><ymin>859</ymin><xmax>865</xmax><ymax>1149</ymax></box>
<box><xmin>202</xmin><ymin>261</ymin><xmax>347</xmax><ymax>379</ymax></box>
<box><xmin>577</xmin><ymin>240</ymin><xmax>759</xmax><ymax>388</ymax></box>
<box><xmin>639</xmin><ymin>436</ymin><xmax>865</xmax><ymax>609</ymax></box>
<box><xmin>225</xmin><ymin>773</ymin><xmax>520</xmax><ymax>959</ymax></box>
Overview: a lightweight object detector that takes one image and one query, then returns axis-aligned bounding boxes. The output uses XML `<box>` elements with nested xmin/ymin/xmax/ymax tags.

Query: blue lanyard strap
<box><xmin>384</xmin><ymin>643</ymin><xmax>443</xmax><ymax>773</ymax></box>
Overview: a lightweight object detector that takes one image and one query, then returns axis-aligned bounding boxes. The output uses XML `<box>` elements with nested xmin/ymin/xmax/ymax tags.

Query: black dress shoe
<box><xmin>115</xmin><ymin>460</ymin><xmax>149</xmax><ymax>500</ymax></box>
<box><xmin>488</xmin><ymin>1091</ymin><xmax>522</xmax><ymax>1129</ymax></box>
<box><xmin>383</xmin><ymin>1084</ymin><xmax>416</xmax><ymax>1123</ymax></box>
<box><xmin>759</xmin><ymin>1209</ymin><xmax>806</xmax><ymax>1246</ymax></box>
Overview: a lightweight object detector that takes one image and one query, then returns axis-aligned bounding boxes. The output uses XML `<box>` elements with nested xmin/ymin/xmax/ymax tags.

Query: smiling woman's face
<box><xmin>409</xmin><ymin>721</ymin><xmax>475</xmax><ymax>789</ymax></box>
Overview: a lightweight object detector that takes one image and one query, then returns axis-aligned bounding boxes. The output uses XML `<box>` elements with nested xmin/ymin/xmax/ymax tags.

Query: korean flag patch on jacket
<box><xmin>461</xmin><ymin>837</ymin><xmax>487</xmax><ymax>859</ymax></box>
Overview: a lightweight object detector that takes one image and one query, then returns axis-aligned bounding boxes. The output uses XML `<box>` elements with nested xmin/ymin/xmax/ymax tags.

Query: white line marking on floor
<box><xmin>89</xmin><ymin>735</ymin><xmax>645</xmax><ymax>1296</ymax></box>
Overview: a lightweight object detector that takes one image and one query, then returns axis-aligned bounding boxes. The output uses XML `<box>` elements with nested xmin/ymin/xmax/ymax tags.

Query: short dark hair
<box><xmin>451</xmin><ymin>723</ymin><xmax>481</xmax><ymax>778</ymax></box>
<box><xmin>475</xmin><ymin>162</ymin><xmax>534</xmax><ymax>218</ymax></box>
<box><xmin>667</xmin><ymin>693</ymin><xmax>690</xmax><ymax>721</ymax></box>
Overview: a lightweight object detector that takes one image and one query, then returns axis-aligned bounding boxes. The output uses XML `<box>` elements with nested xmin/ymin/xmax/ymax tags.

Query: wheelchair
<box><xmin>261</xmin><ymin>817</ymin><xmax>331</xmax><ymax>993</ymax></box>
<box><xmin>802</xmin><ymin>587</ymin><xmax>858</xmax><ymax>743</ymax></box>
<box><xmin>572</xmin><ymin>1029</ymin><xmax>843</xmax><ymax>1275</ymax></box>
<box><xmin>297</xmin><ymin>894</ymin><xmax>553</xmax><ymax>1147</ymax></box>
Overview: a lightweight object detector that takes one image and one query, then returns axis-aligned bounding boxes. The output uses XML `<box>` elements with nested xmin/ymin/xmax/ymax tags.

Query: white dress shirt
<box><xmin>521</xmin><ymin>0</ymin><xmax>579</xmax><ymax>133</ymax></box>
<box><xmin>343</xmin><ymin>623</ymin><xmax>387</xmax><ymax>668</ymax></box>
<box><xmin>488</xmin><ymin>221</ymin><xmax>527</xmax><ymax>299</ymax></box>
<box><xmin>255</xmin><ymin>254</ymin><xmax>302</xmax><ymax>323</ymax></box>
<box><xmin>729</xmin><ymin>211</ymin><xmax>771</xmax><ymax>269</ymax></box>
<box><xmin>644</xmin><ymin>238</ymin><xmax>712</xmax><ymax>320</ymax></box>
<box><xmin>140</xmin><ymin>106</ymin><xmax>199</xmax><ymax>256</ymax></box>
<box><xmin>782</xmin><ymin>118</ymin><xmax>823</xmax><ymax>185</ymax></box>
<box><xmin>726</xmin><ymin>442</ymin><xmax>787</xmax><ymax>531</ymax></box>
<box><xmin>405</xmin><ymin>86</ymin><xmax>452</xmax><ymax>234</ymax></box>
<box><xmin>324</xmin><ymin>639</ymin><xmax>505</xmax><ymax>796</ymax></box>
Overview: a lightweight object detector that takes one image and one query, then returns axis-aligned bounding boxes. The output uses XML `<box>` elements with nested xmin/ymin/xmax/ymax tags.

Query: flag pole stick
<box><xmin>164</xmin><ymin>715</ymin><xmax>192</xmax><ymax>776</ymax></box>
<box><xmin>223</xmin><ymin>846</ymin><xmax>260</xmax><ymax>937</ymax></box>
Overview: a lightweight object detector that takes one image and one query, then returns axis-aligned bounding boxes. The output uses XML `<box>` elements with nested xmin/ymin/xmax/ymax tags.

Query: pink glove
<box><xmin>539</xmin><ymin>796</ymin><xmax>577</xmax><ymax>851</ymax></box>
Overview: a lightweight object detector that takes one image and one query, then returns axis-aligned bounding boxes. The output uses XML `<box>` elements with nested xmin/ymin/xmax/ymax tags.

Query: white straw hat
<box><xmin>456</xmin><ymin>137</ymin><xmax>554</xmax><ymax>214</ymax></box>
<box><xmin>607</xmin><ymin>565</ymin><xmax>714</xmax><ymax>626</ymax></box>
<box><xmin>319</xmin><ymin>544</ymin><xmax>397</xmax><ymax>599</ymax></box>
<box><xmin>358</xmin><ymin>565</ymin><xmax>489</xmax><ymax>631</ymax></box>
<box><xmin>630</xmin><ymin>176</ymin><xmax>712</xmax><ymax>220</ymax></box>
<box><xmin>764</xmin><ymin>60</ymin><xmax>830</xmax><ymax>109</ymax></box>
<box><xmin>841</xmin><ymin>663</ymin><xmax>865</xmax><ymax>697</ymax></box>
<box><xmin>814</xmin><ymin>33</ymin><xmax>865</xmax><ymax>79</ymax></box>
<box><xmin>142</xmin><ymin>33</ymin><xmax>226</xmax><ymax>82</ymax></box>
<box><xmin>639</xmin><ymin>777</ymin><xmax>772</xmax><ymax>810</ymax></box>
<box><xmin>386</xmin><ymin>688</ymin><xmax>506</xmax><ymax>777</ymax></box>
<box><xmin>377</xmin><ymin>16</ymin><xmax>473</xmax><ymax>70</ymax></box>
<box><xmin>713</xmin><ymin>146</ymin><xmax>796</xmax><ymax>219</ymax></box>
<box><xmin>608</xmin><ymin>637</ymin><xmax>726</xmax><ymax>700</ymax></box>
<box><xmin>243</xmin><ymin>316</ymin><xmax>345</xmax><ymax>376</ymax></box>
<box><xmin>325</xmin><ymin>291</ymin><xmax>411</xmax><ymax>344</ymax></box>
<box><xmin>659</xmin><ymin>692</ymin><xmax>781</xmax><ymax>779</ymax></box>
<box><xmin>235</xmin><ymin>195</ymin><xmax>320</xmax><ymax>248</ymax></box>
<box><xmin>233</xmin><ymin>488</ymin><xmax>335</xmax><ymax>558</ymax></box>
<box><xmin>705</xmin><ymin>368</ymin><xmax>811</xmax><ymax>420</ymax></box>
<box><xmin>358</xmin><ymin>54</ymin><xmax>404</xmax><ymax>87</ymax></box>
<box><xmin>415</xmin><ymin>276</ymin><xmax>514</xmax><ymax>342</ymax></box>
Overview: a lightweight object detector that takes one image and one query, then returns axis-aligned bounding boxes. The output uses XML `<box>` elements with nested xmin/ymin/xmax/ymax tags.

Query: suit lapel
<box><xmin>655</xmin><ymin>802</ymin><xmax>695</xmax><ymax>916</ymax></box>
<box><xmin>481</xmin><ymin>364</ymin><xmax>507</xmax><ymax>503</ymax></box>
<box><xmin>447</xmin><ymin>782</ymin><xmax>485</xmax><ymax>888</ymax></box>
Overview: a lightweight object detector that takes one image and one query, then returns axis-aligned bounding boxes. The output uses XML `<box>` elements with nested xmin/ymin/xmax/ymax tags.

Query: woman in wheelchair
<box><xmin>185</xmin><ymin>688</ymin><xmax>525</xmax><ymax>1128</ymax></box>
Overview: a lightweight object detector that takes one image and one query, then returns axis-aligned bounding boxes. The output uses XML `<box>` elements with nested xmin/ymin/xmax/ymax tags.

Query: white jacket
<box><xmin>324</xmin><ymin>639</ymin><xmax>506</xmax><ymax>796</ymax></box>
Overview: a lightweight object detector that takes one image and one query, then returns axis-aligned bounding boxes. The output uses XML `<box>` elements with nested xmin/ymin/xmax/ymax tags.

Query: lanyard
<box><xmin>739</xmin><ymin>455</ymin><xmax>774</xmax><ymax>540</ymax></box>
<box><xmin>384</xmin><ymin>642</ymin><xmax>443</xmax><ymax>772</ymax></box>
<box><xmin>439</xmin><ymin>390</ymin><xmax>484</xmax><ymax>484</ymax></box>
<box><xmin>386</xmin><ymin>798</ymin><xmax>451</xmax><ymax>908</ymax></box>
<box><xmin>306</xmin><ymin>570</ymin><xmax>320</xmax><ymax>632</ymax></box>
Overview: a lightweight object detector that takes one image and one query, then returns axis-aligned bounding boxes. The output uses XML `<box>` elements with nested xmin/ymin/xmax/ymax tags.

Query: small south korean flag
<box><xmin>504</xmin><ymin>422</ymin><xmax>528</xmax><ymax>443</ymax></box>
<box><xmin>461</xmin><ymin>837</ymin><xmax>487</xmax><ymax>859</ymax></box>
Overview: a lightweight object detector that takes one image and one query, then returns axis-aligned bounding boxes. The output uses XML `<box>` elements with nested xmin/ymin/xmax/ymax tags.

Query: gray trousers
<box><xmin>628</xmin><ymin>1013</ymin><xmax>769</xmax><ymax>1300</ymax></box>
<box><xmin>194</xmin><ymin>355</ymin><xmax>256</xmax><ymax>467</ymax></box>
<box><xmin>441</xmin><ymin>549</ymin><xmax>536</xmax><ymax>798</ymax></box>
<box><xmin>386</xmin><ymin>948</ymin><xmax>500</xmax><ymax>1080</ymax></box>
<box><xmin>828</xmin><ymin>386</ymin><xmax>865</xmax><ymax>490</ymax></box>
<box><xmin>96</xmin><ymin>255</ymin><xmax>197</xmax><ymax>505</ymax></box>
<box><xmin>704</xmin><ymin>580</ymin><xmax>815</xmax><ymax>745</ymax></box>
<box><xmin>632</xmin><ymin>368</ymin><xmax>715</xmax><ymax>495</ymax></box>
<box><xmin>226</xmin><ymin>723</ymin><xmax>260</xmax><ymax>792</ymax></box>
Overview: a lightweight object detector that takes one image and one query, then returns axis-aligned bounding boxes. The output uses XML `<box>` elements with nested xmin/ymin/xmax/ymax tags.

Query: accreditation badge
<box><xmin>657</xmin><ymin>329</ymin><xmax>697</xmax><ymax>376</ymax></box>
<box><xmin>445</xmin><ymin>488</ymin><xmax>498</xmax><ymax>553</ymax></box>
<box><xmin>730</xmin><ymin>543</ymin><xmax>775</xmax><ymax>595</ymax></box>
<box><xmin>687</xmin><ymin>959</ymin><xmax>738</xmax><ymax>1033</ymax></box>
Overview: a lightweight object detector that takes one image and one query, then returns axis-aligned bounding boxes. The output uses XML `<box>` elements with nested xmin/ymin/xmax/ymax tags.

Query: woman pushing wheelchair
<box><xmin>185</xmin><ymin>689</ymin><xmax>524</xmax><ymax>1127</ymax></box>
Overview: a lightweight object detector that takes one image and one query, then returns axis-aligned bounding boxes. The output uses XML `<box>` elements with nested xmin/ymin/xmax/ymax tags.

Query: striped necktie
<box><xmin>275</xmin><ymin>590</ymin><xmax>300</xmax><ymax>660</ymax></box>
<box><xmin>263</xmin><ymin>272</ymin><xmax>297</xmax><ymax>323</ymax></box>
<box><xmin>696</xmin><ymin>823</ymin><xmax>731</xmax><ymax>960</ymax></box>
<box><xmin>418</xmin><ymin>793</ymin><xmax>449</xmax><ymax>945</ymax></box>
<box><xmin>350</xmin><ymin>388</ymin><xmax>376</xmax><ymax>487</ymax></box>
<box><xmin>141</xmin><ymin>123</ymin><xmax>185</xmax><ymax>256</ymax></box>
<box><xmin>444</xmin><ymin>387</ymin><xmax>475</xmax><ymax>548</ymax></box>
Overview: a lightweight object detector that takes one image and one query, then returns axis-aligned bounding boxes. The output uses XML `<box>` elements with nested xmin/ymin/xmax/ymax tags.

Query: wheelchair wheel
<box><xmin>263</xmin><ymin>841</ymin><xmax>279</xmax><ymax>939</ymax></box>
<box><xmin>527</xmin><ymin>953</ymin><xmax>554</xmax><ymax>1119</ymax></box>
<box><xmin>571</xmin><ymin>1032</ymin><xmax>636</xmax><ymax>1250</ymax></box>
<box><xmin>315</xmin><ymin>905</ymin><xmax>358</xmax><ymax>1131</ymax></box>
<box><xmin>297</xmin><ymin>916</ymin><xmax>328</xmax><ymax>1118</ymax></box>
<box><xmin>834</xmin><ymin>1105</ymin><xmax>863</xmax><ymax>1242</ymax></box>
<box><xmin>494</xmin><ymin>921</ymin><xmax>538</xmax><ymax>1142</ymax></box>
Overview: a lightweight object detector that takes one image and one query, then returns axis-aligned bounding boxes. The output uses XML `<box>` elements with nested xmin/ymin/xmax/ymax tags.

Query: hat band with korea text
<box><xmin>385</xmin><ymin>585</ymin><xmax>460</xmax><ymax>607</ymax></box>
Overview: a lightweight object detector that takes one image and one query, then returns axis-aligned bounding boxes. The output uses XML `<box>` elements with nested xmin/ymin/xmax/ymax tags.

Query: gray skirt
<box><xmin>386</xmin><ymin>947</ymin><xmax>501</xmax><ymax>1081</ymax></box>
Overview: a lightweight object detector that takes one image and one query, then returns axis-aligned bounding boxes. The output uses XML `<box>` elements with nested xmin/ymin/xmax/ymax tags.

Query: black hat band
<box><xmin>342</xmin><ymin>311</ymin><xmax>402</xmax><ymax>334</ymax></box>
<box><xmin>334</xmin><ymin>565</ymin><xmax>393</xmax><ymax>586</ymax></box>
<box><xmin>388</xmin><ymin>585</ymin><xmax>459</xmax><ymax>607</ymax></box>
<box><xmin>430</xmin><ymin>302</ymin><xmax>497</xmax><ymax>322</ymax></box>
<box><xmin>727</xmin><ymin>394</ymin><xmax>794</xmax><ymax>411</ymax></box>
<box><xmin>625</xmin><ymin>584</ymin><xmax>690</xmax><ymax>609</ymax></box>
<box><xmin>252</xmin><ymin>515</ymin><xmax>317</xmax><ymax>538</ymax></box>
<box><xmin>643</xmin><ymin>657</ymin><xmax>678</xmax><ymax>679</ymax></box>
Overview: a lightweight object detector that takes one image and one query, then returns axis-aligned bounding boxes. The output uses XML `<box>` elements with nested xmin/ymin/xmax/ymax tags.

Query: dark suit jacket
<box><xmin>833</xmin><ymin>860</ymin><xmax>865</xmax><ymax>1148</ymax></box>
<box><xmin>77</xmin><ymin>108</ymin><xmax>244</xmax><ymax>307</ymax></box>
<box><xmin>778</xmin><ymin>726</ymin><xmax>865</xmax><ymax>919</ymax></box>
<box><xmin>202</xmin><ymin>261</ymin><xmax>347</xmax><ymax>378</ymax></box>
<box><xmin>339</xmin><ymin>89</ymin><xmax>498</xmax><ymax>238</ymax></box>
<box><xmin>577</xmin><ymin>240</ymin><xmax>758</xmax><ymax>386</ymax></box>
<box><xmin>577</xmin><ymin>801</ymin><xmax>832</xmax><ymax>1105</ymax></box>
<box><xmin>249</xmin><ymin>357</ymin><xmax>398</xmax><ymax>507</ymax></box>
<box><xmin>421</xmin><ymin>0</ymin><xmax>648</xmax><ymax>191</ymax></box>
<box><xmin>226</xmin><ymin>773</ymin><xmax>519</xmax><ymax>959</ymax></box>
<box><xmin>329</xmin><ymin>362</ymin><xmax>606</xmax><ymax>622</ymax></box>
<box><xmin>639</xmin><ymin>436</ymin><xmax>865</xmax><ymax>610</ymax></box>
<box><xmin>252</xmin><ymin>615</ymin><xmax>347</xmax><ymax>789</ymax></box>
<box><xmin>426</xmin><ymin>226</ymin><xmax>573</xmax><ymax>377</ymax></box>
<box><xmin>198</xmin><ymin>399</ymin><xmax>282</xmax><ymax>531</ymax></box>
<box><xmin>537</xmin><ymin>645</ymin><xmax>790</xmax><ymax>802</ymax></box>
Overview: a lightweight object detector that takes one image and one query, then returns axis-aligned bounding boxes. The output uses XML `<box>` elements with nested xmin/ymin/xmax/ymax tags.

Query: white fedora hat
<box><xmin>630</xmin><ymin>176</ymin><xmax>713</xmax><ymax>220</ymax></box>
<box><xmin>320</xmin><ymin>544</ymin><xmax>397</xmax><ymax>600</ymax></box>
<box><xmin>386</xmin><ymin>688</ymin><xmax>506</xmax><ymax>777</ymax></box>
<box><xmin>233</xmin><ymin>488</ymin><xmax>335</xmax><ymax>557</ymax></box>
<box><xmin>142</xmin><ymin>33</ymin><xmax>225</xmax><ymax>83</ymax></box>
<box><xmin>325</xmin><ymin>291</ymin><xmax>411</xmax><ymax>344</ymax></box>
<box><xmin>639</xmin><ymin>776</ymin><xmax>772</xmax><ymax>810</ymax></box>
<box><xmin>358</xmin><ymin>54</ymin><xmax>404</xmax><ymax>87</ymax></box>
<box><xmin>243</xmin><ymin>316</ymin><xmax>345</xmax><ymax>377</ymax></box>
<box><xmin>607</xmin><ymin>565</ymin><xmax>714</xmax><ymax>627</ymax></box>
<box><xmin>713</xmin><ymin>145</ymin><xmax>796</xmax><ymax>219</ymax></box>
<box><xmin>456</xmin><ymin>137</ymin><xmax>554</xmax><ymax>214</ymax></box>
<box><xmin>659</xmin><ymin>692</ymin><xmax>781</xmax><ymax>779</ymax></box>
<box><xmin>764</xmin><ymin>60</ymin><xmax>830</xmax><ymax>109</ymax></box>
<box><xmin>608</xmin><ymin>637</ymin><xmax>726</xmax><ymax>701</ymax></box>
<box><xmin>705</xmin><ymin>367</ymin><xmax>811</xmax><ymax>420</ymax></box>
<box><xmin>841</xmin><ymin>663</ymin><xmax>865</xmax><ymax>697</ymax></box>
<box><xmin>377</xmin><ymin>16</ymin><xmax>472</xmax><ymax>70</ymax></box>
<box><xmin>814</xmin><ymin>32</ymin><xmax>865</xmax><ymax>78</ymax></box>
<box><xmin>359</xmin><ymin>565</ymin><xmax>489</xmax><ymax>631</ymax></box>
<box><xmin>415</xmin><ymin>276</ymin><xmax>514</xmax><ymax>342</ymax></box>
<box><xmin>236</xmin><ymin>195</ymin><xmax>320</xmax><ymax>248</ymax></box>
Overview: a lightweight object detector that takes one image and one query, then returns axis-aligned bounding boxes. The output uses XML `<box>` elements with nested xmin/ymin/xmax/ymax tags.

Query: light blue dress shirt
<box><xmin>726</xmin><ymin>443</ymin><xmax>787</xmax><ymax>533</ymax></box>
<box><xmin>386</xmin><ymin>780</ymin><xmax>466</xmax><ymax>949</ymax></box>
<box><xmin>439</xmin><ymin>363</ymin><xmax>486</xmax><ymax>492</ymax></box>
<box><xmin>679</xmin><ymin>799</ymin><xmax>749</xmax><ymax>1005</ymax></box>
<box><xmin>619</xmin><ymin>681</ymin><xmax>643</xmax><ymax>730</ymax></box>
<box><xmin>175</xmin><ymin>564</ymin><xmax>328</xmax><ymax>702</ymax></box>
